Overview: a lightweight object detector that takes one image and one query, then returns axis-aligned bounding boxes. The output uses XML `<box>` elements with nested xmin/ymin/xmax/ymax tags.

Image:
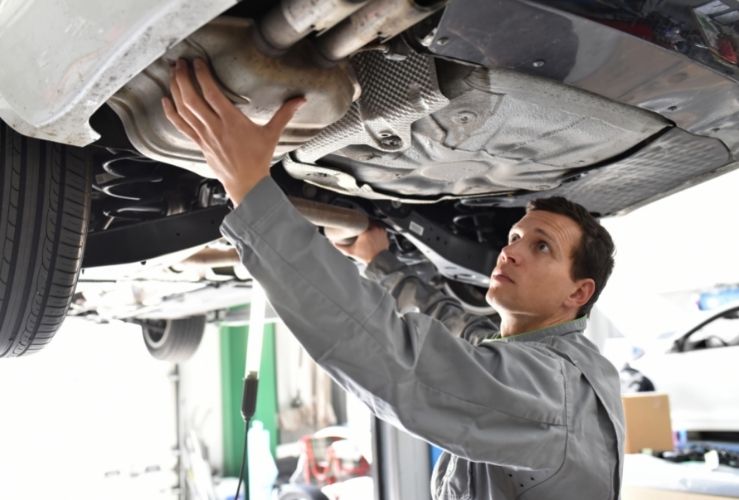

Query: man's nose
<box><xmin>499</xmin><ymin>242</ymin><xmax>519</xmax><ymax>265</ymax></box>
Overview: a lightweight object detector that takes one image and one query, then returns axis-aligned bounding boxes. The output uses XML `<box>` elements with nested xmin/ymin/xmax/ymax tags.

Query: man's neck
<box><xmin>499</xmin><ymin>312</ymin><xmax>577</xmax><ymax>338</ymax></box>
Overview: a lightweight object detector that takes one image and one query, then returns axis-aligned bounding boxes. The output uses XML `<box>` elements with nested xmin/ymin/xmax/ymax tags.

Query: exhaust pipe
<box><xmin>316</xmin><ymin>0</ymin><xmax>447</xmax><ymax>62</ymax></box>
<box><xmin>259</xmin><ymin>0</ymin><xmax>371</xmax><ymax>51</ymax></box>
<box><xmin>289</xmin><ymin>197</ymin><xmax>369</xmax><ymax>245</ymax></box>
<box><xmin>181</xmin><ymin>198</ymin><xmax>369</xmax><ymax>270</ymax></box>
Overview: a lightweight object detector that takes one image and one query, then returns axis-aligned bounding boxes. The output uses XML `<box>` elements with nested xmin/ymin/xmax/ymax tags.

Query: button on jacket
<box><xmin>221</xmin><ymin>177</ymin><xmax>625</xmax><ymax>500</ymax></box>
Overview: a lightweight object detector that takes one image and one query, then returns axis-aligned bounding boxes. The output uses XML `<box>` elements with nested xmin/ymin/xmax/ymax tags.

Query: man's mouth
<box><xmin>492</xmin><ymin>272</ymin><xmax>514</xmax><ymax>284</ymax></box>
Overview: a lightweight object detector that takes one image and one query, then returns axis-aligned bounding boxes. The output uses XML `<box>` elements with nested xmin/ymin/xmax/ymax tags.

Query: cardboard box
<box><xmin>622</xmin><ymin>392</ymin><xmax>674</xmax><ymax>454</ymax></box>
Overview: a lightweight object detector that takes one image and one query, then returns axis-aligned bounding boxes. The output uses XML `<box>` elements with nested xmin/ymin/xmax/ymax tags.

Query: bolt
<box><xmin>436</xmin><ymin>37</ymin><xmax>449</xmax><ymax>46</ymax></box>
<box><xmin>532</xmin><ymin>59</ymin><xmax>545</xmax><ymax>68</ymax></box>
<box><xmin>379</xmin><ymin>135</ymin><xmax>402</xmax><ymax>149</ymax></box>
<box><xmin>453</xmin><ymin>111</ymin><xmax>477</xmax><ymax>125</ymax></box>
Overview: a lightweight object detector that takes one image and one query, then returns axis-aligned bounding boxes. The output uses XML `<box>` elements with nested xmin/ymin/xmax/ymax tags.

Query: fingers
<box><xmin>266</xmin><ymin>97</ymin><xmax>306</xmax><ymax>136</ymax></box>
<box><xmin>162</xmin><ymin>96</ymin><xmax>201</xmax><ymax>144</ymax></box>
<box><xmin>172</xmin><ymin>59</ymin><xmax>219</xmax><ymax>128</ymax></box>
<box><xmin>192</xmin><ymin>58</ymin><xmax>240</xmax><ymax>118</ymax></box>
<box><xmin>168</xmin><ymin>75</ymin><xmax>208</xmax><ymax>140</ymax></box>
<box><xmin>165</xmin><ymin>58</ymin><xmax>307</xmax><ymax>150</ymax></box>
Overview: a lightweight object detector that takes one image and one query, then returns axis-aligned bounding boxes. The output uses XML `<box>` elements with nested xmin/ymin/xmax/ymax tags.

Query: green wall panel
<box><xmin>220</xmin><ymin>321</ymin><xmax>278</xmax><ymax>477</ymax></box>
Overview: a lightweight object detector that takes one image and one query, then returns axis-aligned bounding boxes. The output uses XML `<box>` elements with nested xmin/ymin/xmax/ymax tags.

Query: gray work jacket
<box><xmin>221</xmin><ymin>177</ymin><xmax>625</xmax><ymax>500</ymax></box>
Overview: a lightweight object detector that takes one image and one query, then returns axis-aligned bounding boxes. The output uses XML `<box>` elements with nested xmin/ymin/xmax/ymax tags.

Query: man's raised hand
<box><xmin>162</xmin><ymin>58</ymin><xmax>305</xmax><ymax>205</ymax></box>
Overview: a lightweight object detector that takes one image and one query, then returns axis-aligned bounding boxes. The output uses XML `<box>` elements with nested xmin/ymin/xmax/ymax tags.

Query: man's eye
<box><xmin>508</xmin><ymin>234</ymin><xmax>519</xmax><ymax>243</ymax></box>
<box><xmin>537</xmin><ymin>241</ymin><xmax>550</xmax><ymax>252</ymax></box>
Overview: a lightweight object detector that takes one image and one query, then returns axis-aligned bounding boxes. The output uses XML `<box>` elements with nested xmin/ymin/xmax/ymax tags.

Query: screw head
<box><xmin>532</xmin><ymin>59</ymin><xmax>545</xmax><ymax>68</ymax></box>
<box><xmin>436</xmin><ymin>37</ymin><xmax>449</xmax><ymax>46</ymax></box>
<box><xmin>379</xmin><ymin>135</ymin><xmax>403</xmax><ymax>149</ymax></box>
<box><xmin>453</xmin><ymin>111</ymin><xmax>477</xmax><ymax>125</ymax></box>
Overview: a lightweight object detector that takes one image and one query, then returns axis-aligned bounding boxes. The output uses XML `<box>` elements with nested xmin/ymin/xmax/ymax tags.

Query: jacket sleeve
<box><xmin>220</xmin><ymin>177</ymin><xmax>567</xmax><ymax>469</ymax></box>
<box><xmin>365</xmin><ymin>250</ymin><xmax>500</xmax><ymax>345</ymax></box>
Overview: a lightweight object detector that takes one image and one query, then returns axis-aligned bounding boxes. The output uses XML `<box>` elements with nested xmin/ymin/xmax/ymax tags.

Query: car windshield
<box><xmin>684</xmin><ymin>309</ymin><xmax>739</xmax><ymax>350</ymax></box>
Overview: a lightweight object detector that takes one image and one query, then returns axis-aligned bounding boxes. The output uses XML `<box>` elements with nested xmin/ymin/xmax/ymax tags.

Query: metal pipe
<box><xmin>289</xmin><ymin>197</ymin><xmax>369</xmax><ymax>244</ymax></box>
<box><xmin>316</xmin><ymin>0</ymin><xmax>447</xmax><ymax>62</ymax></box>
<box><xmin>181</xmin><ymin>198</ymin><xmax>369</xmax><ymax>268</ymax></box>
<box><xmin>182</xmin><ymin>248</ymin><xmax>241</xmax><ymax>267</ymax></box>
<box><xmin>259</xmin><ymin>0</ymin><xmax>371</xmax><ymax>51</ymax></box>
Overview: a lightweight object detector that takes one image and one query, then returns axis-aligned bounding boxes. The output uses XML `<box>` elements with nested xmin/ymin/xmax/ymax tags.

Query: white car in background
<box><xmin>628</xmin><ymin>302</ymin><xmax>739</xmax><ymax>433</ymax></box>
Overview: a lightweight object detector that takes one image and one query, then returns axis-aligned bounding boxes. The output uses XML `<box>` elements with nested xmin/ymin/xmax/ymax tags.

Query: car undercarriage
<box><xmin>1</xmin><ymin>0</ymin><xmax>738</xmax><ymax>354</ymax></box>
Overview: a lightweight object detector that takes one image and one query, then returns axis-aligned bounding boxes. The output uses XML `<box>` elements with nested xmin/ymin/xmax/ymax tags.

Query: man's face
<box><xmin>486</xmin><ymin>210</ymin><xmax>585</xmax><ymax>318</ymax></box>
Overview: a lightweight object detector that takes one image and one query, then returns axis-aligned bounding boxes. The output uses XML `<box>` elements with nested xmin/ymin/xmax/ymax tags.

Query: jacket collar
<box><xmin>492</xmin><ymin>316</ymin><xmax>587</xmax><ymax>343</ymax></box>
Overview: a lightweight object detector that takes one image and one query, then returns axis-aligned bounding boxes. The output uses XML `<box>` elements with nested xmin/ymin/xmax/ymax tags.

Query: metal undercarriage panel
<box><xmin>285</xmin><ymin>53</ymin><xmax>670</xmax><ymax>201</ymax></box>
<box><xmin>430</xmin><ymin>0</ymin><xmax>739</xmax><ymax>156</ymax></box>
<box><xmin>494</xmin><ymin>127</ymin><xmax>733</xmax><ymax>216</ymax></box>
<box><xmin>19</xmin><ymin>0</ymin><xmax>733</xmax><ymax>221</ymax></box>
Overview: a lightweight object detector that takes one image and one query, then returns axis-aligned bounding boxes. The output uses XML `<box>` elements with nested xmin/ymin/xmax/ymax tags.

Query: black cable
<box><xmin>235</xmin><ymin>374</ymin><xmax>259</xmax><ymax>500</ymax></box>
<box><xmin>234</xmin><ymin>418</ymin><xmax>251</xmax><ymax>500</ymax></box>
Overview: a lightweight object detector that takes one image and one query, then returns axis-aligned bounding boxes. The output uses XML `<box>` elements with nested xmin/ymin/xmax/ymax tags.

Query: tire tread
<box><xmin>0</xmin><ymin>123</ymin><xmax>91</xmax><ymax>357</ymax></box>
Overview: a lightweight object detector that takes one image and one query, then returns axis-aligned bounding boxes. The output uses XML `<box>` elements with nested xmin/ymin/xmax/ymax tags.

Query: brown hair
<box><xmin>526</xmin><ymin>197</ymin><xmax>615</xmax><ymax>317</ymax></box>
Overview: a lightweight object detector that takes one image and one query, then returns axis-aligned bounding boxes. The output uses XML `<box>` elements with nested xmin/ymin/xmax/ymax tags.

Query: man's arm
<box><xmin>334</xmin><ymin>228</ymin><xmax>500</xmax><ymax>344</ymax></box>
<box><xmin>165</xmin><ymin>61</ymin><xmax>568</xmax><ymax>469</ymax></box>
<box><xmin>221</xmin><ymin>178</ymin><xmax>567</xmax><ymax>468</ymax></box>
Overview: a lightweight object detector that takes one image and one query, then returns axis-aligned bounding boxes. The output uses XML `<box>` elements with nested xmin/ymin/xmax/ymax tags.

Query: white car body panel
<box><xmin>0</xmin><ymin>0</ymin><xmax>236</xmax><ymax>146</ymax></box>
<box><xmin>631</xmin><ymin>346</ymin><xmax>739</xmax><ymax>432</ymax></box>
<box><xmin>629</xmin><ymin>303</ymin><xmax>739</xmax><ymax>432</ymax></box>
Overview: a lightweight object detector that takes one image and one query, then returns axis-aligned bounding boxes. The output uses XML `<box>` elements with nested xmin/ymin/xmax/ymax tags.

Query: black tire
<box><xmin>142</xmin><ymin>316</ymin><xmax>206</xmax><ymax>362</ymax></box>
<box><xmin>0</xmin><ymin>122</ymin><xmax>92</xmax><ymax>357</ymax></box>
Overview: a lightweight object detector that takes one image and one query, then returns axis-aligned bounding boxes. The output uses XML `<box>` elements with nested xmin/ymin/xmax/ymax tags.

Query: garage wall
<box><xmin>178</xmin><ymin>322</ymin><xmax>224</xmax><ymax>475</ymax></box>
<box><xmin>0</xmin><ymin>318</ymin><xmax>178</xmax><ymax>500</ymax></box>
<box><xmin>599</xmin><ymin>167</ymin><xmax>739</xmax><ymax>341</ymax></box>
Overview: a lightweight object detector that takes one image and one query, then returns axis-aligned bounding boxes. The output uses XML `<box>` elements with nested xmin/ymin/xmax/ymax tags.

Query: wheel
<box><xmin>141</xmin><ymin>315</ymin><xmax>206</xmax><ymax>362</ymax></box>
<box><xmin>0</xmin><ymin>122</ymin><xmax>92</xmax><ymax>357</ymax></box>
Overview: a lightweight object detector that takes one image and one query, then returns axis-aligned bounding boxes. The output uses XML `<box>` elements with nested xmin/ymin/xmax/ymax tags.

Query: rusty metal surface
<box><xmin>108</xmin><ymin>17</ymin><xmax>360</xmax><ymax>178</ymax></box>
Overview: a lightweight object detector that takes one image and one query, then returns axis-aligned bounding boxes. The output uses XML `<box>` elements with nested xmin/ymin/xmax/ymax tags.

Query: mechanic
<box><xmin>163</xmin><ymin>58</ymin><xmax>625</xmax><ymax>499</ymax></box>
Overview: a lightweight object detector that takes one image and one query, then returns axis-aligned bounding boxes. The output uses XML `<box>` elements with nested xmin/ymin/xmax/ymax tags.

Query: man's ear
<box><xmin>565</xmin><ymin>278</ymin><xmax>595</xmax><ymax>310</ymax></box>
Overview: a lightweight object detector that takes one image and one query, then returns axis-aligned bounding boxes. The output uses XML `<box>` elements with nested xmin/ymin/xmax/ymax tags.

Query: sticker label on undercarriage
<box><xmin>409</xmin><ymin>221</ymin><xmax>424</xmax><ymax>236</ymax></box>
